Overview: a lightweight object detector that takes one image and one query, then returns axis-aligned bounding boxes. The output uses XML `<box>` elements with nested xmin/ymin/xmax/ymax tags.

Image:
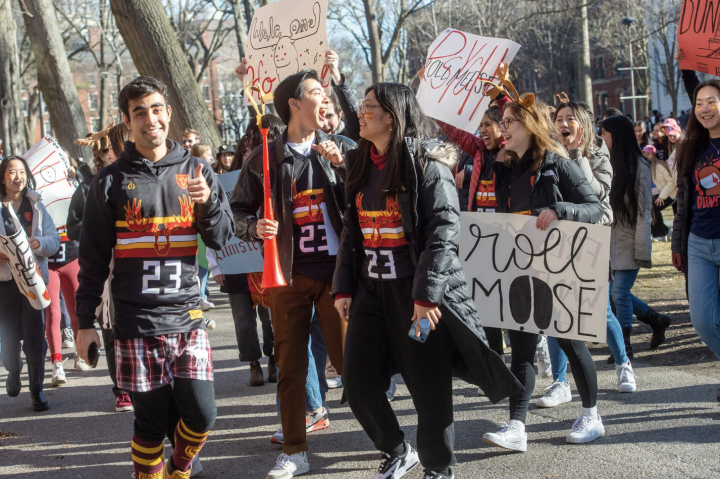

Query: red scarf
<box><xmin>370</xmin><ymin>145</ymin><xmax>388</xmax><ymax>171</ymax></box>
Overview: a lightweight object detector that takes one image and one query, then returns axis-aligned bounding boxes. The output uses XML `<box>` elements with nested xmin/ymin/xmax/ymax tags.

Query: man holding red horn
<box><xmin>231</xmin><ymin>64</ymin><xmax>355</xmax><ymax>479</ymax></box>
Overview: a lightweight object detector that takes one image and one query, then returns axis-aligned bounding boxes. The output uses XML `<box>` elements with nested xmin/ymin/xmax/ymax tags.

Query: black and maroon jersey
<box><xmin>48</xmin><ymin>227</ymin><xmax>79</xmax><ymax>269</ymax></box>
<box><xmin>356</xmin><ymin>165</ymin><xmax>413</xmax><ymax>281</ymax></box>
<box><xmin>290</xmin><ymin>150</ymin><xmax>336</xmax><ymax>284</ymax></box>
<box><xmin>76</xmin><ymin>140</ymin><xmax>234</xmax><ymax>340</ymax></box>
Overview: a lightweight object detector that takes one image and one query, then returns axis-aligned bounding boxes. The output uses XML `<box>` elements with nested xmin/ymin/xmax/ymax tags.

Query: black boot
<box><xmin>5</xmin><ymin>360</ymin><xmax>22</xmax><ymax>398</ymax></box>
<box><xmin>267</xmin><ymin>355</ymin><xmax>277</xmax><ymax>383</ymax></box>
<box><xmin>637</xmin><ymin>307</ymin><xmax>671</xmax><ymax>349</ymax></box>
<box><xmin>622</xmin><ymin>327</ymin><xmax>634</xmax><ymax>360</ymax></box>
<box><xmin>31</xmin><ymin>391</ymin><xmax>49</xmax><ymax>412</ymax></box>
<box><xmin>249</xmin><ymin>360</ymin><xmax>265</xmax><ymax>386</ymax></box>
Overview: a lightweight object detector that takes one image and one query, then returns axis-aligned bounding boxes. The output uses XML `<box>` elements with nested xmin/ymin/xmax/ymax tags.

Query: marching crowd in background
<box><xmin>0</xmin><ymin>44</ymin><xmax>719</xmax><ymax>479</ymax></box>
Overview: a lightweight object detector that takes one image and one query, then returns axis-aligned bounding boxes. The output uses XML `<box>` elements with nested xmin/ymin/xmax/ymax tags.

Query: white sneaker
<box><xmin>482</xmin><ymin>421</ymin><xmax>527</xmax><ymax>452</ymax></box>
<box><xmin>74</xmin><ymin>353</ymin><xmax>92</xmax><ymax>371</ymax></box>
<box><xmin>61</xmin><ymin>328</ymin><xmax>74</xmax><ymax>349</ymax></box>
<box><xmin>270</xmin><ymin>425</ymin><xmax>284</xmax><ymax>444</ymax></box>
<box><xmin>371</xmin><ymin>442</ymin><xmax>419</xmax><ymax>479</ymax></box>
<box><xmin>52</xmin><ymin>360</ymin><xmax>66</xmax><ymax>387</ymax></box>
<box><xmin>386</xmin><ymin>378</ymin><xmax>397</xmax><ymax>402</ymax></box>
<box><xmin>203</xmin><ymin>317</ymin><xmax>216</xmax><ymax>330</ymax></box>
<box><xmin>326</xmin><ymin>377</ymin><xmax>342</xmax><ymax>389</ymax></box>
<box><xmin>535</xmin><ymin>336</ymin><xmax>552</xmax><ymax>378</ymax></box>
<box><xmin>616</xmin><ymin>361</ymin><xmax>637</xmax><ymax>393</ymax></box>
<box><xmin>566</xmin><ymin>414</ymin><xmax>605</xmax><ymax>444</ymax></box>
<box><xmin>477</xmin><ymin>387</ymin><xmax>485</xmax><ymax>396</ymax></box>
<box><xmin>536</xmin><ymin>380</ymin><xmax>572</xmax><ymax>408</ymax></box>
<box><xmin>266</xmin><ymin>452</ymin><xmax>310</xmax><ymax>479</ymax></box>
<box><xmin>201</xmin><ymin>299</ymin><xmax>215</xmax><ymax>311</ymax></box>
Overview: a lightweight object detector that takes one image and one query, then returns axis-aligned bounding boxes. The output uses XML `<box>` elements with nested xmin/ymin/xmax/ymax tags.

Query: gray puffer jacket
<box><xmin>568</xmin><ymin>136</ymin><xmax>613</xmax><ymax>226</ymax></box>
<box><xmin>610</xmin><ymin>156</ymin><xmax>653</xmax><ymax>270</ymax></box>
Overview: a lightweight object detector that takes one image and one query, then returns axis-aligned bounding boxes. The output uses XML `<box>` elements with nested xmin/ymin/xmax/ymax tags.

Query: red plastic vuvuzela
<box><xmin>260</xmin><ymin>127</ymin><xmax>287</xmax><ymax>288</ymax></box>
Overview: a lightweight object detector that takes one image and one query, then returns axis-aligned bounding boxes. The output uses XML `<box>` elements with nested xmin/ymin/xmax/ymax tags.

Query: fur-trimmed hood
<box><xmin>405</xmin><ymin>137</ymin><xmax>460</xmax><ymax>169</ymax></box>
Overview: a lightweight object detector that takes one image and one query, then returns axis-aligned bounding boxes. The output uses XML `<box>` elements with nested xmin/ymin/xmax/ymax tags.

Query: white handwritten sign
<box><xmin>244</xmin><ymin>0</ymin><xmax>330</xmax><ymax>105</ymax></box>
<box><xmin>23</xmin><ymin>137</ymin><xmax>78</xmax><ymax>233</ymax></box>
<box><xmin>212</xmin><ymin>170</ymin><xmax>264</xmax><ymax>274</ymax></box>
<box><xmin>459</xmin><ymin>213</ymin><xmax>609</xmax><ymax>342</ymax></box>
<box><xmin>417</xmin><ymin>30</ymin><xmax>520</xmax><ymax>133</ymax></box>
<box><xmin>0</xmin><ymin>208</ymin><xmax>51</xmax><ymax>310</ymax></box>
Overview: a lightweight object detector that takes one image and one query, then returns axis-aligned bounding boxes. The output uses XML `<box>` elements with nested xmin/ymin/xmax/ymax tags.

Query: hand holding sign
<box><xmin>189</xmin><ymin>164</ymin><xmax>211</xmax><ymax>205</ymax></box>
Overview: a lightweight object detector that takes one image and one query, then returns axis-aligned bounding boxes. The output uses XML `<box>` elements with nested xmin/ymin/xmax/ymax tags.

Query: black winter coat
<box><xmin>493</xmin><ymin>149</ymin><xmax>603</xmax><ymax>222</ymax></box>
<box><xmin>67</xmin><ymin>171</ymin><xmax>94</xmax><ymax>241</ymax></box>
<box><xmin>229</xmin><ymin>130</ymin><xmax>356</xmax><ymax>285</ymax></box>
<box><xmin>456</xmin><ymin>151</ymin><xmax>474</xmax><ymax>212</ymax></box>
<box><xmin>332</xmin><ymin>138</ymin><xmax>523</xmax><ymax>403</ymax></box>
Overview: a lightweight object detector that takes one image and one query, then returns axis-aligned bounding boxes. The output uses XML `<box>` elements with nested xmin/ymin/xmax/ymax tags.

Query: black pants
<box><xmin>228</xmin><ymin>293</ymin><xmax>273</xmax><ymax>362</ymax></box>
<box><xmin>131</xmin><ymin>378</ymin><xmax>216</xmax><ymax>442</ymax></box>
<box><xmin>508</xmin><ymin>330</ymin><xmax>597</xmax><ymax>423</ymax></box>
<box><xmin>0</xmin><ymin>280</ymin><xmax>46</xmax><ymax>394</ymax></box>
<box><xmin>484</xmin><ymin>327</ymin><xmax>504</xmax><ymax>356</ymax></box>
<box><xmin>344</xmin><ymin>277</ymin><xmax>455</xmax><ymax>472</ymax></box>
<box><xmin>651</xmin><ymin>195</ymin><xmax>675</xmax><ymax>238</ymax></box>
<box><xmin>101</xmin><ymin>328</ymin><xmax>129</xmax><ymax>397</ymax></box>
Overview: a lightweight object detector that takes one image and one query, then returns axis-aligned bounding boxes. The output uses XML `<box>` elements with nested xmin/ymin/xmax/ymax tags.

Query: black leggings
<box><xmin>131</xmin><ymin>378</ymin><xmax>216</xmax><ymax>442</ymax></box>
<box><xmin>508</xmin><ymin>330</ymin><xmax>597</xmax><ymax>423</ymax></box>
<box><xmin>484</xmin><ymin>327</ymin><xmax>504</xmax><ymax>356</ymax></box>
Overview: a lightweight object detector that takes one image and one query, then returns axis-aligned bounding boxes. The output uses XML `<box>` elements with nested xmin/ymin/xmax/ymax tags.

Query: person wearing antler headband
<box><xmin>74</xmin><ymin>76</ymin><xmax>235</xmax><ymax>479</ymax></box>
<box><xmin>231</xmin><ymin>67</ymin><xmax>356</xmax><ymax>479</ymax></box>
<box><xmin>480</xmin><ymin>72</ymin><xmax>607</xmax><ymax>451</ymax></box>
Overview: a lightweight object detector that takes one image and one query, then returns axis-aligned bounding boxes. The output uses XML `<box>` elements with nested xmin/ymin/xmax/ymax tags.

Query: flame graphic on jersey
<box><xmin>356</xmin><ymin>193</ymin><xmax>401</xmax><ymax>248</ymax></box>
<box><xmin>292</xmin><ymin>179</ymin><xmax>324</xmax><ymax>221</ymax></box>
<box><xmin>124</xmin><ymin>195</ymin><xmax>194</xmax><ymax>255</ymax></box>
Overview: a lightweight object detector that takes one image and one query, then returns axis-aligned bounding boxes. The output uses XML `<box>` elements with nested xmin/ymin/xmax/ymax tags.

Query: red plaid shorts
<box><xmin>115</xmin><ymin>329</ymin><xmax>213</xmax><ymax>392</ymax></box>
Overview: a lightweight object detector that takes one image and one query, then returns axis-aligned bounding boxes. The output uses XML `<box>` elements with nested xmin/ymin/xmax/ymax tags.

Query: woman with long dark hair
<box><xmin>600</xmin><ymin>116</ymin><xmax>671</xmax><ymax>356</ymax></box>
<box><xmin>327</xmin><ymin>82</ymin><xmax>520</xmax><ymax>479</ymax></box>
<box><xmin>672</xmin><ymin>48</ymin><xmax>720</xmax><ymax>400</ymax></box>
<box><xmin>0</xmin><ymin>156</ymin><xmax>60</xmax><ymax>411</ymax></box>
<box><xmin>481</xmin><ymin>90</ymin><xmax>606</xmax><ymax>451</ymax></box>
<box><xmin>635</xmin><ymin>121</ymin><xmax>650</xmax><ymax>149</ymax></box>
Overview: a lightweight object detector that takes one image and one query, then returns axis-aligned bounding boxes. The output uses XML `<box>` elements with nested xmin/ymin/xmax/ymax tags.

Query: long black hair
<box><xmin>347</xmin><ymin>82</ymin><xmax>437</xmax><ymax>194</ymax></box>
<box><xmin>231</xmin><ymin>114</ymin><xmax>285</xmax><ymax>171</ymax></box>
<box><xmin>676</xmin><ymin>79</ymin><xmax>720</xmax><ymax>179</ymax></box>
<box><xmin>600</xmin><ymin>115</ymin><xmax>643</xmax><ymax>227</ymax></box>
<box><xmin>0</xmin><ymin>156</ymin><xmax>36</xmax><ymax>198</ymax></box>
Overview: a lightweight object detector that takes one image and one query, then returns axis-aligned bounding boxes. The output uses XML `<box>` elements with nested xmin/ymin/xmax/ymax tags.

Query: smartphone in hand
<box><xmin>88</xmin><ymin>342</ymin><xmax>99</xmax><ymax>368</ymax></box>
<box><xmin>408</xmin><ymin>318</ymin><xmax>432</xmax><ymax>343</ymax></box>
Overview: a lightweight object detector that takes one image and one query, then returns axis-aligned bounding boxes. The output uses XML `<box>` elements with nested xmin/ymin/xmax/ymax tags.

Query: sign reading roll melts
<box><xmin>0</xmin><ymin>205</ymin><xmax>51</xmax><ymax>310</ymax></box>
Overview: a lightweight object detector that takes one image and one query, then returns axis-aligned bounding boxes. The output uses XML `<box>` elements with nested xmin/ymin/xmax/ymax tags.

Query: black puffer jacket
<box><xmin>332</xmin><ymin>138</ymin><xmax>523</xmax><ymax>403</ymax></box>
<box><xmin>494</xmin><ymin>149</ymin><xmax>603</xmax><ymax>222</ymax></box>
<box><xmin>230</xmin><ymin>130</ymin><xmax>356</xmax><ymax>285</ymax></box>
<box><xmin>67</xmin><ymin>171</ymin><xmax>95</xmax><ymax>241</ymax></box>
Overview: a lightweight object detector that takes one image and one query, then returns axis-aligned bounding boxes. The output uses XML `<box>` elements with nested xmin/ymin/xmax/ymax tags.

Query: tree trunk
<box><xmin>0</xmin><ymin>0</ymin><xmax>27</xmax><ymax>155</ymax></box>
<box><xmin>109</xmin><ymin>0</ymin><xmax>222</xmax><ymax>146</ymax></box>
<box><xmin>576</xmin><ymin>1</ymin><xmax>593</xmax><ymax>105</ymax></box>
<box><xmin>20</xmin><ymin>0</ymin><xmax>90</xmax><ymax>159</ymax></box>
<box><xmin>363</xmin><ymin>0</ymin><xmax>384</xmax><ymax>83</ymax></box>
<box><xmin>98</xmin><ymin>1</ymin><xmax>108</xmax><ymax>130</ymax></box>
<box><xmin>230</xmin><ymin>0</ymin><xmax>248</xmax><ymax>59</ymax></box>
<box><xmin>23</xmin><ymin>88</ymin><xmax>39</xmax><ymax>146</ymax></box>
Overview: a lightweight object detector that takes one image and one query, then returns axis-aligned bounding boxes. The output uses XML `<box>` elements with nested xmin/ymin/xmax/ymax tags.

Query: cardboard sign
<box><xmin>417</xmin><ymin>30</ymin><xmax>520</xmax><ymax>133</ymax></box>
<box><xmin>210</xmin><ymin>170</ymin><xmax>264</xmax><ymax>274</ymax></box>
<box><xmin>459</xmin><ymin>213</ymin><xmax>610</xmax><ymax>341</ymax></box>
<box><xmin>0</xmin><ymin>207</ymin><xmax>51</xmax><ymax>310</ymax></box>
<box><xmin>678</xmin><ymin>0</ymin><xmax>720</xmax><ymax>75</ymax></box>
<box><xmin>244</xmin><ymin>0</ymin><xmax>330</xmax><ymax>105</ymax></box>
<box><xmin>23</xmin><ymin>137</ymin><xmax>78</xmax><ymax>232</ymax></box>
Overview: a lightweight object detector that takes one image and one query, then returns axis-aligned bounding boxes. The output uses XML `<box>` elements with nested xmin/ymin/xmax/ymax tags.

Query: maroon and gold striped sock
<box><xmin>171</xmin><ymin>419</ymin><xmax>209</xmax><ymax>472</ymax></box>
<box><xmin>131</xmin><ymin>435</ymin><xmax>164</xmax><ymax>479</ymax></box>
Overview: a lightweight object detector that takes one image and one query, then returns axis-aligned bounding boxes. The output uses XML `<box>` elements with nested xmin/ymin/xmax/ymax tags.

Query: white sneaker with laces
<box><xmin>61</xmin><ymin>328</ymin><xmax>74</xmax><ymax>349</ymax></box>
<box><xmin>74</xmin><ymin>353</ymin><xmax>92</xmax><ymax>371</ymax></box>
<box><xmin>52</xmin><ymin>360</ymin><xmax>66</xmax><ymax>387</ymax></box>
<box><xmin>203</xmin><ymin>317</ymin><xmax>216</xmax><ymax>330</ymax></box>
<box><xmin>270</xmin><ymin>425</ymin><xmax>284</xmax><ymax>444</ymax></box>
<box><xmin>326</xmin><ymin>377</ymin><xmax>342</xmax><ymax>389</ymax></box>
<box><xmin>371</xmin><ymin>442</ymin><xmax>419</xmax><ymax>479</ymax></box>
<box><xmin>536</xmin><ymin>380</ymin><xmax>572</xmax><ymax>408</ymax></box>
<box><xmin>566</xmin><ymin>414</ymin><xmax>605</xmax><ymax>444</ymax></box>
<box><xmin>266</xmin><ymin>452</ymin><xmax>309</xmax><ymax>479</ymax></box>
<box><xmin>482</xmin><ymin>421</ymin><xmax>527</xmax><ymax>452</ymax></box>
<box><xmin>535</xmin><ymin>336</ymin><xmax>552</xmax><ymax>378</ymax></box>
<box><xmin>616</xmin><ymin>361</ymin><xmax>637</xmax><ymax>392</ymax></box>
<box><xmin>201</xmin><ymin>299</ymin><xmax>215</xmax><ymax>311</ymax></box>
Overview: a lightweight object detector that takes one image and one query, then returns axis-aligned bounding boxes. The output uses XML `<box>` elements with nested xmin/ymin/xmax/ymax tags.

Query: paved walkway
<box><xmin>1</xmin><ymin>285</ymin><xmax>719</xmax><ymax>479</ymax></box>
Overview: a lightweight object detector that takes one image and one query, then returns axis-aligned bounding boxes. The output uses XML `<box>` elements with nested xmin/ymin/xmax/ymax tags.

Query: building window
<box><xmin>91</xmin><ymin>118</ymin><xmax>101</xmax><ymax>132</ymax></box>
<box><xmin>203</xmin><ymin>85</ymin><xmax>211</xmax><ymax>103</ymax></box>
<box><xmin>22</xmin><ymin>98</ymin><xmax>28</xmax><ymax>117</ymax></box>
<box><xmin>109</xmin><ymin>91</ymin><xmax>118</xmax><ymax>109</ymax></box>
<box><xmin>43</xmin><ymin>120</ymin><xmax>52</xmax><ymax>135</ymax></box>
<box><xmin>88</xmin><ymin>92</ymin><xmax>99</xmax><ymax>111</ymax></box>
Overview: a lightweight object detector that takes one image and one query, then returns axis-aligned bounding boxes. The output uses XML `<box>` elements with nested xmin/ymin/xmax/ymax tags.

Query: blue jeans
<box><xmin>198</xmin><ymin>266</ymin><xmax>210</xmax><ymax>300</ymax></box>
<box><xmin>549</xmin><ymin>288</ymin><xmax>629</xmax><ymax>382</ymax></box>
<box><xmin>611</xmin><ymin>268</ymin><xmax>649</xmax><ymax>328</ymax></box>
<box><xmin>687</xmin><ymin>233</ymin><xmax>720</xmax><ymax>360</ymax></box>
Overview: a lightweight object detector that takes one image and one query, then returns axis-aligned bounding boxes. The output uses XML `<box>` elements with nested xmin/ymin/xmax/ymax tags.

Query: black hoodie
<box><xmin>75</xmin><ymin>140</ymin><xmax>235</xmax><ymax>339</ymax></box>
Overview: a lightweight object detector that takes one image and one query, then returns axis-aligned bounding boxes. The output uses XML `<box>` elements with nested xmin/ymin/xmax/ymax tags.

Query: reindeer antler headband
<box><xmin>478</xmin><ymin>63</ymin><xmax>536</xmax><ymax>114</ymax></box>
<box><xmin>74</xmin><ymin>120</ymin><xmax>115</xmax><ymax>151</ymax></box>
<box><xmin>243</xmin><ymin>82</ymin><xmax>274</xmax><ymax>127</ymax></box>
<box><xmin>555</xmin><ymin>92</ymin><xmax>570</xmax><ymax>105</ymax></box>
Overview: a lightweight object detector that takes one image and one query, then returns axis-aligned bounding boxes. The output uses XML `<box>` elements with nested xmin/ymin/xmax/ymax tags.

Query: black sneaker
<box><xmin>422</xmin><ymin>468</ymin><xmax>454</xmax><ymax>479</ymax></box>
<box><xmin>371</xmin><ymin>442</ymin><xmax>419</xmax><ymax>479</ymax></box>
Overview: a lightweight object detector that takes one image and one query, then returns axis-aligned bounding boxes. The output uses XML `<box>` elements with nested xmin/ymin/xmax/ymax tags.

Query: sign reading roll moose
<box><xmin>459</xmin><ymin>213</ymin><xmax>610</xmax><ymax>342</ymax></box>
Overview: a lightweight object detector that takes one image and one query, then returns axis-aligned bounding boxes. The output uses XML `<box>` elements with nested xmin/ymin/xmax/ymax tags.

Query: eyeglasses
<box><xmin>359</xmin><ymin>102</ymin><xmax>383</xmax><ymax>116</ymax></box>
<box><xmin>498</xmin><ymin>118</ymin><xmax>518</xmax><ymax>130</ymax></box>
